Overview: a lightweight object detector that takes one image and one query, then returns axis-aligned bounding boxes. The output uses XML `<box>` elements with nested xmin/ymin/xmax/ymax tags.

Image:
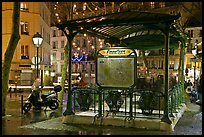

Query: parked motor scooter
<box><xmin>23</xmin><ymin>85</ymin><xmax>62</xmax><ymax>112</ymax></box>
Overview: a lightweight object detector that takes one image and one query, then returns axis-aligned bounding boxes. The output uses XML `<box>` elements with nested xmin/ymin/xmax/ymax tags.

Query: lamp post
<box><xmin>192</xmin><ymin>39</ymin><xmax>198</xmax><ymax>91</ymax></box>
<box><xmin>32</xmin><ymin>32</ymin><xmax>43</xmax><ymax>79</ymax></box>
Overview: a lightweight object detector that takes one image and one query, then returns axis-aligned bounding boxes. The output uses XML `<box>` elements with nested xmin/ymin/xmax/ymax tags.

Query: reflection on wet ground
<box><xmin>2</xmin><ymin>92</ymin><xmax>202</xmax><ymax>135</ymax></box>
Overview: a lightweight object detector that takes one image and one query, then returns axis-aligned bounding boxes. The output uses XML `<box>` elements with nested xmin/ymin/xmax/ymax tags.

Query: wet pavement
<box><xmin>2</xmin><ymin>92</ymin><xmax>202</xmax><ymax>135</ymax></box>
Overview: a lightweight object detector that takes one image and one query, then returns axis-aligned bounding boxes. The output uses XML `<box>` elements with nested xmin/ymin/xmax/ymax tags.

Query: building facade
<box><xmin>2</xmin><ymin>2</ymin><xmax>51</xmax><ymax>85</ymax></box>
<box><xmin>185</xmin><ymin>27</ymin><xmax>202</xmax><ymax>82</ymax></box>
<box><xmin>50</xmin><ymin>26</ymin><xmax>105</xmax><ymax>84</ymax></box>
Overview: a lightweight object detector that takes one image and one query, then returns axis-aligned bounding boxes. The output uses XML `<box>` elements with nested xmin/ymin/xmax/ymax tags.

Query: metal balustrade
<box><xmin>10</xmin><ymin>83</ymin><xmax>184</xmax><ymax>120</ymax></box>
<box><xmin>168</xmin><ymin>83</ymin><xmax>184</xmax><ymax>117</ymax></box>
<box><xmin>71</xmin><ymin>86</ymin><xmax>166</xmax><ymax>120</ymax></box>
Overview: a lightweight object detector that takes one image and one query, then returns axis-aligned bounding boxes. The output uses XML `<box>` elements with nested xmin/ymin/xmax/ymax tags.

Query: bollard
<box><xmin>21</xmin><ymin>95</ymin><xmax>23</xmax><ymax>114</ymax></box>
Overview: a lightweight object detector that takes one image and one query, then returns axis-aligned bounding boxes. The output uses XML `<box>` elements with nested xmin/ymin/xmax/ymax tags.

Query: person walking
<box><xmin>187</xmin><ymin>80</ymin><xmax>193</xmax><ymax>87</ymax></box>
<box><xmin>196</xmin><ymin>74</ymin><xmax>202</xmax><ymax>105</ymax></box>
<box><xmin>77</xmin><ymin>72</ymin><xmax>88</xmax><ymax>87</ymax></box>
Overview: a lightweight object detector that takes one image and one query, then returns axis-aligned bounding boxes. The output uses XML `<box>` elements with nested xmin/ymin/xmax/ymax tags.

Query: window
<box><xmin>199</xmin><ymin>30</ymin><xmax>202</xmax><ymax>37</ymax></box>
<box><xmin>169</xmin><ymin>60</ymin><xmax>174</xmax><ymax>69</ymax></box>
<box><xmin>188</xmin><ymin>30</ymin><xmax>193</xmax><ymax>37</ymax></box>
<box><xmin>91</xmin><ymin>63</ymin><xmax>94</xmax><ymax>72</ymax></box>
<box><xmin>148</xmin><ymin>60</ymin><xmax>151</xmax><ymax>69</ymax></box>
<box><xmin>21</xmin><ymin>45</ymin><xmax>29</xmax><ymax>59</ymax></box>
<box><xmin>158</xmin><ymin>60</ymin><xmax>161</xmax><ymax>69</ymax></box>
<box><xmin>152</xmin><ymin>60</ymin><xmax>156</xmax><ymax>68</ymax></box>
<box><xmin>61</xmin><ymin>40</ymin><xmax>65</xmax><ymax>48</ymax></box>
<box><xmin>158</xmin><ymin>60</ymin><xmax>164</xmax><ymax>69</ymax></box>
<box><xmin>161</xmin><ymin>60</ymin><xmax>163</xmax><ymax>69</ymax></box>
<box><xmin>187</xmin><ymin>43</ymin><xmax>193</xmax><ymax>53</ymax></box>
<box><xmin>61</xmin><ymin>53</ymin><xmax>64</xmax><ymax>60</ymax></box>
<box><xmin>83</xmin><ymin>39</ymin><xmax>86</xmax><ymax>47</ymax></box>
<box><xmin>159</xmin><ymin>2</ymin><xmax>165</xmax><ymax>8</ymax></box>
<box><xmin>52</xmin><ymin>53</ymin><xmax>56</xmax><ymax>61</ymax></box>
<box><xmin>20</xmin><ymin>2</ymin><xmax>29</xmax><ymax>11</ymax></box>
<box><xmin>76</xmin><ymin>39</ymin><xmax>80</xmax><ymax>46</ymax></box>
<box><xmin>169</xmin><ymin>48</ymin><xmax>174</xmax><ymax>55</ymax></box>
<box><xmin>82</xmin><ymin>63</ymin><xmax>86</xmax><ymax>72</ymax></box>
<box><xmin>47</xmin><ymin>33</ymin><xmax>50</xmax><ymax>44</ymax></box>
<box><xmin>150</xmin><ymin>2</ymin><xmax>155</xmax><ymax>9</ymax></box>
<box><xmin>60</xmin><ymin>30</ymin><xmax>64</xmax><ymax>36</ymax></box>
<box><xmin>53</xmin><ymin>41</ymin><xmax>57</xmax><ymax>49</ymax></box>
<box><xmin>159</xmin><ymin>48</ymin><xmax>165</xmax><ymax>55</ymax></box>
<box><xmin>20</xmin><ymin>21</ymin><xmax>29</xmax><ymax>35</ymax></box>
<box><xmin>53</xmin><ymin>30</ymin><xmax>57</xmax><ymax>37</ymax></box>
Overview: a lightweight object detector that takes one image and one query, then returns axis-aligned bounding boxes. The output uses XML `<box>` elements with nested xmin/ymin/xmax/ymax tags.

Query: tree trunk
<box><xmin>57</xmin><ymin>2</ymin><xmax>74</xmax><ymax>114</ymax></box>
<box><xmin>57</xmin><ymin>40</ymin><xmax>69</xmax><ymax>108</ymax></box>
<box><xmin>62</xmin><ymin>34</ymin><xmax>75</xmax><ymax>115</ymax></box>
<box><xmin>2</xmin><ymin>2</ymin><xmax>20</xmax><ymax>116</ymax></box>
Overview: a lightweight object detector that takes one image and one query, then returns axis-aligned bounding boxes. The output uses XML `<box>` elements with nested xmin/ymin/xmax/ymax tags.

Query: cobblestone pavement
<box><xmin>2</xmin><ymin>92</ymin><xmax>202</xmax><ymax>135</ymax></box>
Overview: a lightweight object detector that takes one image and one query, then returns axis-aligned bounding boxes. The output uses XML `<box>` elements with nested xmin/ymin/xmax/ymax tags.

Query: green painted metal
<box><xmin>174</xmin><ymin>85</ymin><xmax>179</xmax><ymax>112</ymax></box>
<box><xmin>180</xmin><ymin>42</ymin><xmax>186</xmax><ymax>103</ymax></box>
<box><xmin>169</xmin><ymin>90</ymin><xmax>174</xmax><ymax>117</ymax></box>
<box><xmin>161</xmin><ymin>26</ymin><xmax>172</xmax><ymax>124</ymax></box>
<box><xmin>178</xmin><ymin>83</ymin><xmax>183</xmax><ymax>106</ymax></box>
<box><xmin>172</xmin><ymin>87</ymin><xmax>177</xmax><ymax>113</ymax></box>
<box><xmin>120</xmin><ymin>34</ymin><xmax>180</xmax><ymax>50</ymax></box>
<box><xmin>56</xmin><ymin>10</ymin><xmax>189</xmax><ymax>124</ymax></box>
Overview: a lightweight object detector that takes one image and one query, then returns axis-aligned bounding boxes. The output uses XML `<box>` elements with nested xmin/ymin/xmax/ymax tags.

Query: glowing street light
<box><xmin>32</xmin><ymin>32</ymin><xmax>43</xmax><ymax>78</ymax></box>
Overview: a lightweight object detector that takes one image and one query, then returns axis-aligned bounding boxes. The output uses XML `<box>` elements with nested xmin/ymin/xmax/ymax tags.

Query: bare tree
<box><xmin>51</xmin><ymin>2</ymin><xmax>74</xmax><ymax>110</ymax></box>
<box><xmin>2</xmin><ymin>2</ymin><xmax>20</xmax><ymax>116</ymax></box>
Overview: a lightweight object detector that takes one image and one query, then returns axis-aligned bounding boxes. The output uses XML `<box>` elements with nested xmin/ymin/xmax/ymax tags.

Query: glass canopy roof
<box><xmin>57</xmin><ymin>10</ymin><xmax>189</xmax><ymax>50</ymax></box>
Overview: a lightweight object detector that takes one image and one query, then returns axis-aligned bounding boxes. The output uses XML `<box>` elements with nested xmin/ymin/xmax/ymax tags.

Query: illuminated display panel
<box><xmin>97</xmin><ymin>57</ymin><xmax>135</xmax><ymax>88</ymax></box>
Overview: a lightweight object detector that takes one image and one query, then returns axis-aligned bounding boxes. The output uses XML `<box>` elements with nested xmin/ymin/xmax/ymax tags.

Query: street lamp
<box><xmin>32</xmin><ymin>32</ymin><xmax>43</xmax><ymax>78</ymax></box>
<box><xmin>192</xmin><ymin>39</ymin><xmax>198</xmax><ymax>91</ymax></box>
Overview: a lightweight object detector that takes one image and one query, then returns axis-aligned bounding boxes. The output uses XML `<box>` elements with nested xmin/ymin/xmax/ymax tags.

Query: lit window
<box><xmin>160</xmin><ymin>2</ymin><xmax>165</xmax><ymax>8</ymax></box>
<box><xmin>20</xmin><ymin>21</ymin><xmax>29</xmax><ymax>35</ymax></box>
<box><xmin>169</xmin><ymin>60</ymin><xmax>174</xmax><ymax>69</ymax></box>
<box><xmin>20</xmin><ymin>2</ymin><xmax>29</xmax><ymax>11</ymax></box>
<box><xmin>150</xmin><ymin>2</ymin><xmax>155</xmax><ymax>9</ymax></box>
<box><xmin>21</xmin><ymin>45</ymin><xmax>29</xmax><ymax>59</ymax></box>
<box><xmin>73</xmin><ymin>4</ymin><xmax>77</xmax><ymax>12</ymax></box>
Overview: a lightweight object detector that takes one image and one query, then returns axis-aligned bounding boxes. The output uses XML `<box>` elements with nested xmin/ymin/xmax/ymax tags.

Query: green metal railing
<box><xmin>168</xmin><ymin>82</ymin><xmax>184</xmax><ymax>117</ymax></box>
<box><xmin>71</xmin><ymin>85</ymin><xmax>165</xmax><ymax>119</ymax></box>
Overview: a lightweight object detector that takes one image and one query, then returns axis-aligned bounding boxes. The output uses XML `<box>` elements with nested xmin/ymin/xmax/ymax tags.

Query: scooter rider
<box><xmin>31</xmin><ymin>78</ymin><xmax>41</xmax><ymax>108</ymax></box>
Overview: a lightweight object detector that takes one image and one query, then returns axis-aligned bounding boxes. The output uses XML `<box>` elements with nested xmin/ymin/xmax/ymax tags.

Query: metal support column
<box><xmin>161</xmin><ymin>24</ymin><xmax>172</xmax><ymax>124</ymax></box>
<box><xmin>180</xmin><ymin>41</ymin><xmax>186</xmax><ymax>103</ymax></box>
<box><xmin>36</xmin><ymin>47</ymin><xmax>39</xmax><ymax>78</ymax></box>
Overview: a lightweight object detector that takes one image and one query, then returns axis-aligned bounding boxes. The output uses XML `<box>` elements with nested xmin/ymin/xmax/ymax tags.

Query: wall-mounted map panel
<box><xmin>97</xmin><ymin>57</ymin><xmax>135</xmax><ymax>88</ymax></box>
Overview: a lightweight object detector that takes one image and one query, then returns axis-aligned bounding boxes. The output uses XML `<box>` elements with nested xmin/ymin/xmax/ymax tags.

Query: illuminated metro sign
<box><xmin>98</xmin><ymin>47</ymin><xmax>135</xmax><ymax>56</ymax></box>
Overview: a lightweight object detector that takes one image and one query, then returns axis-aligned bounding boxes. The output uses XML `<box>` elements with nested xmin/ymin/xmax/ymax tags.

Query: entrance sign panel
<box><xmin>98</xmin><ymin>48</ymin><xmax>134</xmax><ymax>56</ymax></box>
<box><xmin>97</xmin><ymin>57</ymin><xmax>135</xmax><ymax>88</ymax></box>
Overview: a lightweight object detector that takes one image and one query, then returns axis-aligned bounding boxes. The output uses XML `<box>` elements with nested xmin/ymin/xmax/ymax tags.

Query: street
<box><xmin>2</xmin><ymin>92</ymin><xmax>202</xmax><ymax>135</ymax></box>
